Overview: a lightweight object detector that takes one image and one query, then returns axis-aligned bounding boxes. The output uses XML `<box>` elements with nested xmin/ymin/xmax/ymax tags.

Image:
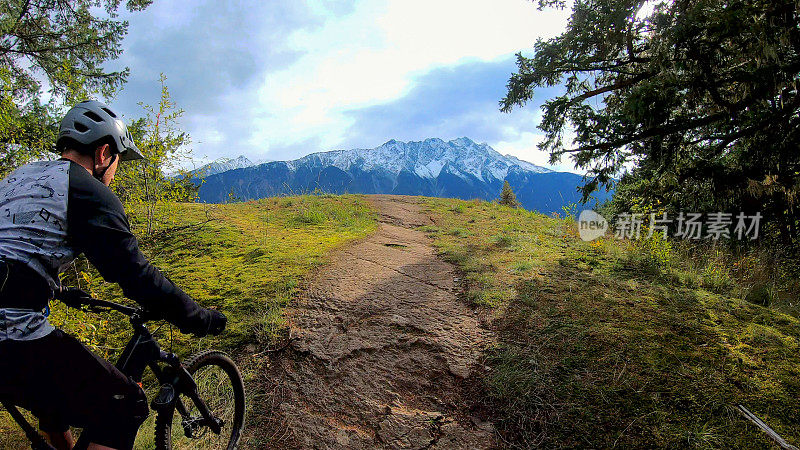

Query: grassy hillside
<box><xmin>3</xmin><ymin>193</ymin><xmax>797</xmax><ymax>449</ymax></box>
<box><xmin>0</xmin><ymin>195</ymin><xmax>376</xmax><ymax>448</ymax></box>
<box><xmin>421</xmin><ymin>198</ymin><xmax>800</xmax><ymax>449</ymax></box>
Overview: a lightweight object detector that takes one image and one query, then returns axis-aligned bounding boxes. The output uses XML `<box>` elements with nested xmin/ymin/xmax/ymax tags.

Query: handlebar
<box><xmin>54</xmin><ymin>286</ymin><xmax>145</xmax><ymax>319</ymax></box>
<box><xmin>81</xmin><ymin>297</ymin><xmax>140</xmax><ymax>316</ymax></box>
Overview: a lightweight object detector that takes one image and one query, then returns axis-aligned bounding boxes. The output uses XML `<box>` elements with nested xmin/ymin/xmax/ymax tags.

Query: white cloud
<box><xmin>113</xmin><ymin>0</ymin><xmax>575</xmax><ymax>170</ymax></box>
<box><xmin>249</xmin><ymin>0</ymin><xmax>571</xmax><ymax>158</ymax></box>
<box><xmin>493</xmin><ymin>131</ymin><xmax>585</xmax><ymax>174</ymax></box>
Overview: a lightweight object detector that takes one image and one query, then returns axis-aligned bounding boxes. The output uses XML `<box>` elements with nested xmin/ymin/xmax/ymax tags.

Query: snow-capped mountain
<box><xmin>195</xmin><ymin>138</ymin><xmax>611</xmax><ymax>213</ymax></box>
<box><xmin>191</xmin><ymin>155</ymin><xmax>253</xmax><ymax>177</ymax></box>
<box><xmin>286</xmin><ymin>137</ymin><xmax>551</xmax><ymax>182</ymax></box>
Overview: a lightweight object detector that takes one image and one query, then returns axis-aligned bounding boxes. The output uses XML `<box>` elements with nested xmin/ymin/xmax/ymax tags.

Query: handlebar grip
<box><xmin>53</xmin><ymin>286</ymin><xmax>89</xmax><ymax>299</ymax></box>
<box><xmin>54</xmin><ymin>286</ymin><xmax>93</xmax><ymax>308</ymax></box>
<box><xmin>55</xmin><ymin>286</ymin><xmax>142</xmax><ymax>317</ymax></box>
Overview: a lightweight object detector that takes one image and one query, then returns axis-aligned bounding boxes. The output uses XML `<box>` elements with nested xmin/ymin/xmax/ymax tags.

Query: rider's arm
<box><xmin>66</xmin><ymin>162</ymin><xmax>215</xmax><ymax>335</ymax></box>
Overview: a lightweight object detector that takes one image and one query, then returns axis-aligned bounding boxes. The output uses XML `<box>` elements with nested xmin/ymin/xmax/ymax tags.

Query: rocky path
<box><xmin>264</xmin><ymin>195</ymin><xmax>495</xmax><ymax>449</ymax></box>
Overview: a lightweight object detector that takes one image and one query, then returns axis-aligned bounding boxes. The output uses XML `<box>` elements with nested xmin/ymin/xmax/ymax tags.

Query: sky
<box><xmin>108</xmin><ymin>0</ymin><xmax>576</xmax><ymax>171</ymax></box>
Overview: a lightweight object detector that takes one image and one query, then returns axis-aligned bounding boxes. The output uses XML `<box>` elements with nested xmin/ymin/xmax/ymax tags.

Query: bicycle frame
<box><xmin>2</xmin><ymin>307</ymin><xmax>223</xmax><ymax>449</ymax></box>
<box><xmin>121</xmin><ymin>312</ymin><xmax>224</xmax><ymax>436</ymax></box>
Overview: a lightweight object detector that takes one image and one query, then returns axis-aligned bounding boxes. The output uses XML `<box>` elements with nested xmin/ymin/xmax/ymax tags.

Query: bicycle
<box><xmin>0</xmin><ymin>289</ymin><xmax>246</xmax><ymax>450</ymax></box>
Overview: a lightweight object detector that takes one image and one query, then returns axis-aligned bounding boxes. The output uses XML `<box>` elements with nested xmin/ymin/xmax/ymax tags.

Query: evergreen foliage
<box><xmin>499</xmin><ymin>180</ymin><xmax>519</xmax><ymax>207</ymax></box>
<box><xmin>0</xmin><ymin>0</ymin><xmax>152</xmax><ymax>176</ymax></box>
<box><xmin>503</xmin><ymin>0</ymin><xmax>800</xmax><ymax>245</ymax></box>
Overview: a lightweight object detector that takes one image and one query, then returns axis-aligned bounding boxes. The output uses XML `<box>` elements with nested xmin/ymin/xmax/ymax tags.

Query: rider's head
<box><xmin>56</xmin><ymin>100</ymin><xmax>144</xmax><ymax>186</ymax></box>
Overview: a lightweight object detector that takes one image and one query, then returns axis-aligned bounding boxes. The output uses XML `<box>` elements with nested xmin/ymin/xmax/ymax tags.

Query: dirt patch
<box><xmin>259</xmin><ymin>195</ymin><xmax>496</xmax><ymax>449</ymax></box>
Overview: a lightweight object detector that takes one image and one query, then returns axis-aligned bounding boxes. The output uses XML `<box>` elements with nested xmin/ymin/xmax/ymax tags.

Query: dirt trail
<box><xmin>266</xmin><ymin>195</ymin><xmax>495</xmax><ymax>449</ymax></box>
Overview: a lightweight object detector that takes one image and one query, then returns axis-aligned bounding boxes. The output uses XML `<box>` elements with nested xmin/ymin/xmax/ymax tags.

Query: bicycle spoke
<box><xmin>169</xmin><ymin>365</ymin><xmax>237</xmax><ymax>449</ymax></box>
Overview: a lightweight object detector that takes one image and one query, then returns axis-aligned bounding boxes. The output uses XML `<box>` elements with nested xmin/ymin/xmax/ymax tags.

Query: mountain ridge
<box><xmin>278</xmin><ymin>137</ymin><xmax>552</xmax><ymax>182</ymax></box>
<box><xmin>195</xmin><ymin>137</ymin><xmax>611</xmax><ymax>213</ymax></box>
<box><xmin>191</xmin><ymin>155</ymin><xmax>253</xmax><ymax>177</ymax></box>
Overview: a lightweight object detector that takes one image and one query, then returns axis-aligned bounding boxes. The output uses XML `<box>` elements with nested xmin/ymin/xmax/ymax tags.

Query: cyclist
<box><xmin>0</xmin><ymin>100</ymin><xmax>227</xmax><ymax>450</ymax></box>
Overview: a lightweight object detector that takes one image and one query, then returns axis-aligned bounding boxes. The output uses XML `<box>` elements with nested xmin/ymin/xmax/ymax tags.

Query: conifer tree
<box><xmin>0</xmin><ymin>0</ymin><xmax>152</xmax><ymax>175</ymax></box>
<box><xmin>503</xmin><ymin>0</ymin><xmax>800</xmax><ymax>243</ymax></box>
<box><xmin>499</xmin><ymin>180</ymin><xmax>519</xmax><ymax>208</ymax></box>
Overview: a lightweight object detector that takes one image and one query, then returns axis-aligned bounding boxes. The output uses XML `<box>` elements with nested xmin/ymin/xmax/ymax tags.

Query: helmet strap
<box><xmin>92</xmin><ymin>152</ymin><xmax>118</xmax><ymax>182</ymax></box>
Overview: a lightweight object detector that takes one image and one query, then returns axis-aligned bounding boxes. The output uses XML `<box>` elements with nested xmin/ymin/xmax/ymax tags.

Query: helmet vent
<box><xmin>83</xmin><ymin>111</ymin><xmax>104</xmax><ymax>122</ymax></box>
<box><xmin>101</xmin><ymin>107</ymin><xmax>117</xmax><ymax>118</ymax></box>
<box><xmin>73</xmin><ymin>121</ymin><xmax>89</xmax><ymax>133</ymax></box>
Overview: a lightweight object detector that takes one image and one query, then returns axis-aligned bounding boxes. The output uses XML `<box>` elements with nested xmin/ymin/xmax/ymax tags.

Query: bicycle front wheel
<box><xmin>154</xmin><ymin>350</ymin><xmax>245</xmax><ymax>450</ymax></box>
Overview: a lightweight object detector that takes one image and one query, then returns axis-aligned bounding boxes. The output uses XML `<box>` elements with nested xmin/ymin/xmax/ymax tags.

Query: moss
<box><xmin>0</xmin><ymin>194</ymin><xmax>377</xmax><ymax>448</ymax></box>
<box><xmin>745</xmin><ymin>282</ymin><xmax>775</xmax><ymax>307</ymax></box>
<box><xmin>421</xmin><ymin>197</ymin><xmax>800</xmax><ymax>448</ymax></box>
<box><xmin>418</xmin><ymin>225</ymin><xmax>440</xmax><ymax>233</ymax></box>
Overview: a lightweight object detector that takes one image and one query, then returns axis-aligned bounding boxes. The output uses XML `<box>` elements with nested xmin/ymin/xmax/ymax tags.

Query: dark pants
<box><xmin>0</xmin><ymin>329</ymin><xmax>148</xmax><ymax>449</ymax></box>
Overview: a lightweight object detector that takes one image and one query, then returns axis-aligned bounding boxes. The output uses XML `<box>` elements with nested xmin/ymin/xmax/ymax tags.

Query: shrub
<box><xmin>637</xmin><ymin>232</ymin><xmax>673</xmax><ymax>270</ymax></box>
<box><xmin>701</xmin><ymin>263</ymin><xmax>735</xmax><ymax>292</ymax></box>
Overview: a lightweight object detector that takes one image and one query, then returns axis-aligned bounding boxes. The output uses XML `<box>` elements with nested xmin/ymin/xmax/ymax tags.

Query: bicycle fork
<box><xmin>117</xmin><ymin>320</ymin><xmax>224</xmax><ymax>437</ymax></box>
<box><xmin>150</xmin><ymin>359</ymin><xmax>225</xmax><ymax>436</ymax></box>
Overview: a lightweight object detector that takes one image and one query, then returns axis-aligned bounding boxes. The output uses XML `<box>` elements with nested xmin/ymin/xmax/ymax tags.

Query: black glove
<box><xmin>55</xmin><ymin>286</ymin><xmax>93</xmax><ymax>309</ymax></box>
<box><xmin>207</xmin><ymin>309</ymin><xmax>227</xmax><ymax>336</ymax></box>
<box><xmin>181</xmin><ymin>308</ymin><xmax>227</xmax><ymax>337</ymax></box>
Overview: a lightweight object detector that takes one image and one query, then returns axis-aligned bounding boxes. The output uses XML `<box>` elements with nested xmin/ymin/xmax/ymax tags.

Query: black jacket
<box><xmin>0</xmin><ymin>159</ymin><xmax>209</xmax><ymax>334</ymax></box>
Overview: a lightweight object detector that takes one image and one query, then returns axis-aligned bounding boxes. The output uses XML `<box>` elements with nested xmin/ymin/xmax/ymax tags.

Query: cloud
<box><xmin>107</xmin><ymin>0</ymin><xmax>327</xmax><ymax>160</ymax></box>
<box><xmin>340</xmin><ymin>57</ymin><xmax>578</xmax><ymax>171</ymax></box>
<box><xmin>248</xmin><ymin>0</ymin><xmax>571</xmax><ymax>157</ymax></box>
<box><xmin>105</xmin><ymin>0</ymin><xmax>573</xmax><ymax>167</ymax></box>
<box><xmin>341</xmin><ymin>57</ymin><xmax>519</xmax><ymax>144</ymax></box>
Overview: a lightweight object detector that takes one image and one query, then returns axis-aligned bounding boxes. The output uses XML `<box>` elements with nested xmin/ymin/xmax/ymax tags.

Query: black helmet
<box><xmin>56</xmin><ymin>100</ymin><xmax>144</xmax><ymax>161</ymax></box>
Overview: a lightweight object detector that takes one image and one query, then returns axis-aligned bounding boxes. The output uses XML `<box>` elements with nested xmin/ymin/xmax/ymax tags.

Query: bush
<box><xmin>701</xmin><ymin>263</ymin><xmax>735</xmax><ymax>292</ymax></box>
<box><xmin>745</xmin><ymin>282</ymin><xmax>776</xmax><ymax>307</ymax></box>
<box><xmin>637</xmin><ymin>233</ymin><xmax>673</xmax><ymax>270</ymax></box>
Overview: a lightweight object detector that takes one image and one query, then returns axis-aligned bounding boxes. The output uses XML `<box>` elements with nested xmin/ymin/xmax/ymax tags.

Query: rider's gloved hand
<box><xmin>181</xmin><ymin>308</ymin><xmax>227</xmax><ymax>337</ymax></box>
<box><xmin>55</xmin><ymin>286</ymin><xmax>92</xmax><ymax>309</ymax></box>
<box><xmin>207</xmin><ymin>309</ymin><xmax>227</xmax><ymax>336</ymax></box>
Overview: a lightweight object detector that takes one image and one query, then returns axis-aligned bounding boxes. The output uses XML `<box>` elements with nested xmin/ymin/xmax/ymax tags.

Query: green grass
<box><xmin>420</xmin><ymin>197</ymin><xmax>800</xmax><ymax>448</ymax></box>
<box><xmin>6</xmin><ymin>193</ymin><xmax>797</xmax><ymax>448</ymax></box>
<box><xmin>0</xmin><ymin>194</ymin><xmax>376</xmax><ymax>448</ymax></box>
